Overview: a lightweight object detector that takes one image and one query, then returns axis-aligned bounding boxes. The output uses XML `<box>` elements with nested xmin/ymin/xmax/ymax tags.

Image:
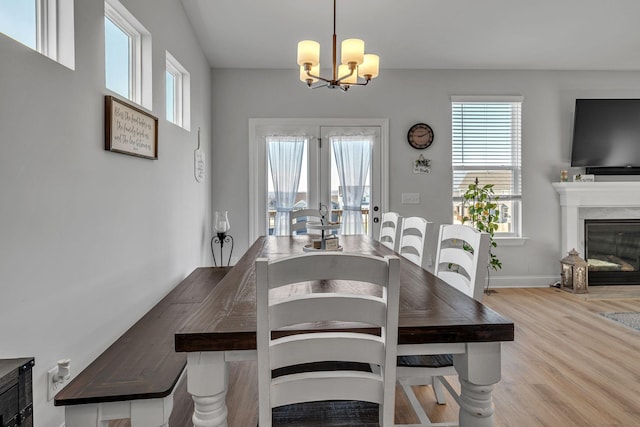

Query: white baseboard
<box><xmin>487</xmin><ymin>274</ymin><xmax>560</xmax><ymax>288</ymax></box>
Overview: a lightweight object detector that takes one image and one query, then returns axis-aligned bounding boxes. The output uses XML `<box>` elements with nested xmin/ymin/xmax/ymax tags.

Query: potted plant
<box><xmin>460</xmin><ymin>177</ymin><xmax>503</xmax><ymax>274</ymax></box>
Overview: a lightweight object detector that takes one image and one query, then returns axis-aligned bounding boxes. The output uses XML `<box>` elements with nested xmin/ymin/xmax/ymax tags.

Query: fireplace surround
<box><xmin>553</xmin><ymin>182</ymin><xmax>640</xmax><ymax>285</ymax></box>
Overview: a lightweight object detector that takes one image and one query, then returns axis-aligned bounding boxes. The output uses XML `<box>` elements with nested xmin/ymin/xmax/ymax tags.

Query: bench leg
<box><xmin>65</xmin><ymin>405</ymin><xmax>106</xmax><ymax>427</ymax></box>
<box><xmin>453</xmin><ymin>342</ymin><xmax>501</xmax><ymax>427</ymax></box>
<box><xmin>187</xmin><ymin>352</ymin><xmax>229</xmax><ymax>427</ymax></box>
<box><xmin>131</xmin><ymin>397</ymin><xmax>174</xmax><ymax>426</ymax></box>
<box><xmin>64</xmin><ymin>396</ymin><xmax>174</xmax><ymax>427</ymax></box>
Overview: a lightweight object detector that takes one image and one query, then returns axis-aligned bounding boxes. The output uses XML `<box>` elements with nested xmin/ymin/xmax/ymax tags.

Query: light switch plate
<box><xmin>402</xmin><ymin>193</ymin><xmax>420</xmax><ymax>204</ymax></box>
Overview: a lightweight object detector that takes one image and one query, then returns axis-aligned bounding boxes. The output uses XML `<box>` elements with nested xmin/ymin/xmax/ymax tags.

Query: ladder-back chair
<box><xmin>256</xmin><ymin>252</ymin><xmax>401</xmax><ymax>426</ymax></box>
<box><xmin>396</xmin><ymin>224</ymin><xmax>490</xmax><ymax>426</ymax></box>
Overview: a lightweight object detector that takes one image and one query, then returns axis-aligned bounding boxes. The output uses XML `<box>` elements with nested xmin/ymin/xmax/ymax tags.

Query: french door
<box><xmin>249</xmin><ymin>119</ymin><xmax>388</xmax><ymax>242</ymax></box>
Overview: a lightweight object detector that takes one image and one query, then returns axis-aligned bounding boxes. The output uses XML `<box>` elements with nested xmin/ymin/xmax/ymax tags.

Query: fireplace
<box><xmin>553</xmin><ymin>182</ymin><xmax>640</xmax><ymax>286</ymax></box>
<box><xmin>585</xmin><ymin>219</ymin><xmax>640</xmax><ymax>285</ymax></box>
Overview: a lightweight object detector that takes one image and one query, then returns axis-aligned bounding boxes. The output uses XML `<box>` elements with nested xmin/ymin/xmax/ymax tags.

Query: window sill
<box><xmin>495</xmin><ymin>236</ymin><xmax>528</xmax><ymax>246</ymax></box>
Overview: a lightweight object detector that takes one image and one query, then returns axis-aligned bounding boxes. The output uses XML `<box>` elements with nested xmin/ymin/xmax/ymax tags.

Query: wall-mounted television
<box><xmin>571</xmin><ymin>98</ymin><xmax>640</xmax><ymax>175</ymax></box>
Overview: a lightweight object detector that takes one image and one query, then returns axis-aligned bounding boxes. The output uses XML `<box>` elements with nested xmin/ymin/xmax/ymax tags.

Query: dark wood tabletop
<box><xmin>175</xmin><ymin>235</ymin><xmax>514</xmax><ymax>353</ymax></box>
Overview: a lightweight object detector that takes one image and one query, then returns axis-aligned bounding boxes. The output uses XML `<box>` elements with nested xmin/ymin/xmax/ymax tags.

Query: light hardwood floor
<box><xmin>116</xmin><ymin>287</ymin><xmax>640</xmax><ymax>426</ymax></box>
<box><xmin>482</xmin><ymin>287</ymin><xmax>640</xmax><ymax>427</ymax></box>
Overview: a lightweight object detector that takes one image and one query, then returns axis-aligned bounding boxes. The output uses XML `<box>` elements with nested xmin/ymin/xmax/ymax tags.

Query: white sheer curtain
<box><xmin>331</xmin><ymin>135</ymin><xmax>372</xmax><ymax>235</ymax></box>
<box><xmin>267</xmin><ymin>136</ymin><xmax>305</xmax><ymax>235</ymax></box>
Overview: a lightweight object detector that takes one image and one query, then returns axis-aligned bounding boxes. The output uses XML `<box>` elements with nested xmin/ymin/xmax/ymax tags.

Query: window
<box><xmin>165</xmin><ymin>51</ymin><xmax>191</xmax><ymax>129</ymax></box>
<box><xmin>0</xmin><ymin>0</ymin><xmax>36</xmax><ymax>49</ymax></box>
<box><xmin>104</xmin><ymin>0</ymin><xmax>151</xmax><ymax>109</ymax></box>
<box><xmin>0</xmin><ymin>0</ymin><xmax>75</xmax><ymax>69</ymax></box>
<box><xmin>104</xmin><ymin>16</ymin><xmax>130</xmax><ymax>99</ymax></box>
<box><xmin>165</xmin><ymin>71</ymin><xmax>175</xmax><ymax>123</ymax></box>
<box><xmin>451</xmin><ymin>96</ymin><xmax>522</xmax><ymax>237</ymax></box>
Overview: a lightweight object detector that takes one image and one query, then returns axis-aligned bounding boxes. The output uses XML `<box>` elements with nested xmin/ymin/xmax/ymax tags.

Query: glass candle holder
<box><xmin>214</xmin><ymin>211</ymin><xmax>230</xmax><ymax>234</ymax></box>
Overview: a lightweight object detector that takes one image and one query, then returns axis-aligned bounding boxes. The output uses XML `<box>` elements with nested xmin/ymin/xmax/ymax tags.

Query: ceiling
<box><xmin>180</xmin><ymin>0</ymin><xmax>640</xmax><ymax>71</ymax></box>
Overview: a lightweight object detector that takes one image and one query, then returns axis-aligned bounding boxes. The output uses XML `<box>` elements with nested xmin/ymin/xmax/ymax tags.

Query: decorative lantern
<box><xmin>560</xmin><ymin>248</ymin><xmax>589</xmax><ymax>294</ymax></box>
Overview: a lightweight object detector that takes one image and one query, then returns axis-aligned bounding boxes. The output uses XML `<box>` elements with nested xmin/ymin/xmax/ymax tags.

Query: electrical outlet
<box><xmin>401</xmin><ymin>192</ymin><xmax>420</xmax><ymax>204</ymax></box>
<box><xmin>47</xmin><ymin>359</ymin><xmax>71</xmax><ymax>401</ymax></box>
<box><xmin>47</xmin><ymin>366</ymin><xmax>60</xmax><ymax>401</ymax></box>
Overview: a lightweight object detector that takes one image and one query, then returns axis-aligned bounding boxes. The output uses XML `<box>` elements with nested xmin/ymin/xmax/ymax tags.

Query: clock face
<box><xmin>407</xmin><ymin>123</ymin><xmax>434</xmax><ymax>149</ymax></box>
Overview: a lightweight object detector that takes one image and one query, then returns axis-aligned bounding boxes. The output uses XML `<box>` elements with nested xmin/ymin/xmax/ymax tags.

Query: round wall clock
<box><xmin>407</xmin><ymin>123</ymin><xmax>434</xmax><ymax>149</ymax></box>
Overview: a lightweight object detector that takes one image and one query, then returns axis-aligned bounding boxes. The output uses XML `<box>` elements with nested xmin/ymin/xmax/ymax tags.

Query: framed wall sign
<box><xmin>105</xmin><ymin>95</ymin><xmax>158</xmax><ymax>160</ymax></box>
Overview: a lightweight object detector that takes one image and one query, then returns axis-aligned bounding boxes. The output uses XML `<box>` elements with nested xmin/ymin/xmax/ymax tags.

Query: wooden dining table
<box><xmin>175</xmin><ymin>235</ymin><xmax>514</xmax><ymax>427</ymax></box>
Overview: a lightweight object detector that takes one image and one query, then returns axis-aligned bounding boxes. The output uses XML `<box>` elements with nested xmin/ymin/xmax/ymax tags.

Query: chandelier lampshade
<box><xmin>296</xmin><ymin>0</ymin><xmax>379</xmax><ymax>91</ymax></box>
<box><xmin>340</xmin><ymin>39</ymin><xmax>365</xmax><ymax>65</ymax></box>
<box><xmin>359</xmin><ymin>54</ymin><xmax>380</xmax><ymax>79</ymax></box>
<box><xmin>297</xmin><ymin>40</ymin><xmax>320</xmax><ymax>67</ymax></box>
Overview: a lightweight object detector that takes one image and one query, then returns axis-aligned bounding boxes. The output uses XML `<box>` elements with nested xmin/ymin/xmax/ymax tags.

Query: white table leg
<box><xmin>187</xmin><ymin>352</ymin><xmax>229</xmax><ymax>427</ymax></box>
<box><xmin>453</xmin><ymin>342</ymin><xmax>501</xmax><ymax>427</ymax></box>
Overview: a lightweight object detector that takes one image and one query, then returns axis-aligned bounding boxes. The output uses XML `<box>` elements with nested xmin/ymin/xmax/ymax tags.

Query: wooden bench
<box><xmin>55</xmin><ymin>267</ymin><xmax>230</xmax><ymax>427</ymax></box>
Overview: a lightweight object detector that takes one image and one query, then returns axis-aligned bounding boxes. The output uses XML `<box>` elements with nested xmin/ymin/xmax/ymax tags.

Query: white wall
<box><xmin>210</xmin><ymin>68</ymin><xmax>640</xmax><ymax>287</ymax></box>
<box><xmin>0</xmin><ymin>0</ymin><xmax>212</xmax><ymax>425</ymax></box>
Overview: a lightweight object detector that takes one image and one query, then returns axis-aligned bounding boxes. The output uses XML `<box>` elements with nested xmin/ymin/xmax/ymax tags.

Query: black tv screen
<box><xmin>571</xmin><ymin>99</ymin><xmax>640</xmax><ymax>174</ymax></box>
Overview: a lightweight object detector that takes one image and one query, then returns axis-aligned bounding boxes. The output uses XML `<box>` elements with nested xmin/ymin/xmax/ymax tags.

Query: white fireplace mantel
<box><xmin>553</xmin><ymin>182</ymin><xmax>640</xmax><ymax>255</ymax></box>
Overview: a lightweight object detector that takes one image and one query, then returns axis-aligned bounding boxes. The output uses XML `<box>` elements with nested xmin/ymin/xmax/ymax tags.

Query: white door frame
<box><xmin>248</xmin><ymin>118</ymin><xmax>389</xmax><ymax>242</ymax></box>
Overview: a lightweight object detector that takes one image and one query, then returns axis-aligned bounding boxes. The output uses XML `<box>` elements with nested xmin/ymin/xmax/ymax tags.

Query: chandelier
<box><xmin>296</xmin><ymin>0</ymin><xmax>379</xmax><ymax>91</ymax></box>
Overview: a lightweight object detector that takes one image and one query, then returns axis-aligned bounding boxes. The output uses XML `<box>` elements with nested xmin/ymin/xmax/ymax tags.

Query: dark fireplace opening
<box><xmin>585</xmin><ymin>219</ymin><xmax>640</xmax><ymax>285</ymax></box>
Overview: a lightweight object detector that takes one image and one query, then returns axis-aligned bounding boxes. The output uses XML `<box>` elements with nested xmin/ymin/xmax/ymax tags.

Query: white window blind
<box><xmin>452</xmin><ymin>97</ymin><xmax>522</xmax><ymax>236</ymax></box>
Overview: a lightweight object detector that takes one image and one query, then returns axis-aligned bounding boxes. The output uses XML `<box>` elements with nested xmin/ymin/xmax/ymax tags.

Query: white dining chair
<box><xmin>398</xmin><ymin>216</ymin><xmax>430</xmax><ymax>266</ymax></box>
<box><xmin>289</xmin><ymin>209</ymin><xmax>322</xmax><ymax>235</ymax></box>
<box><xmin>256</xmin><ymin>252</ymin><xmax>401</xmax><ymax>427</ymax></box>
<box><xmin>378</xmin><ymin>212</ymin><xmax>402</xmax><ymax>251</ymax></box>
<box><xmin>434</xmin><ymin>223</ymin><xmax>490</xmax><ymax>301</ymax></box>
<box><xmin>396</xmin><ymin>224</ymin><xmax>490</xmax><ymax>425</ymax></box>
